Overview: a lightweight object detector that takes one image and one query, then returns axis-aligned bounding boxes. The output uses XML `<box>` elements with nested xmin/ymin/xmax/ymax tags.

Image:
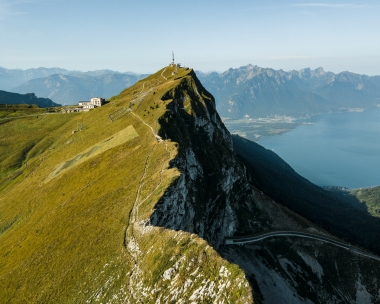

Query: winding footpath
<box><xmin>225</xmin><ymin>231</ymin><xmax>380</xmax><ymax>262</ymax></box>
<box><xmin>124</xmin><ymin>109</ymin><xmax>172</xmax><ymax>301</ymax></box>
<box><xmin>160</xmin><ymin>67</ymin><xmax>167</xmax><ymax>80</ymax></box>
<box><xmin>130</xmin><ymin>112</ymin><xmax>162</xmax><ymax>142</ymax></box>
<box><xmin>125</xmin><ymin>143</ymin><xmax>155</xmax><ymax>302</ymax></box>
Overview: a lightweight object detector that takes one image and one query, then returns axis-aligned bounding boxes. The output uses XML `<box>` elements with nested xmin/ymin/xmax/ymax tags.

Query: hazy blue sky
<box><xmin>1</xmin><ymin>0</ymin><xmax>379</xmax><ymax>74</ymax></box>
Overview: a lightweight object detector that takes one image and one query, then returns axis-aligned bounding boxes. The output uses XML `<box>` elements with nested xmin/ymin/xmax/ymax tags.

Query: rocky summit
<box><xmin>0</xmin><ymin>65</ymin><xmax>379</xmax><ymax>303</ymax></box>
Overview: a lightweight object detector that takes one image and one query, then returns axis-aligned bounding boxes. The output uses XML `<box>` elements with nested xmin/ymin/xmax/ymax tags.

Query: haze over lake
<box><xmin>257</xmin><ymin>107</ymin><xmax>380</xmax><ymax>189</ymax></box>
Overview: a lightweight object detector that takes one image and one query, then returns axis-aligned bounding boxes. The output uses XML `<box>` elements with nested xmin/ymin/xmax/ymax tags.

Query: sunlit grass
<box><xmin>0</xmin><ymin>66</ymin><xmax>251</xmax><ymax>303</ymax></box>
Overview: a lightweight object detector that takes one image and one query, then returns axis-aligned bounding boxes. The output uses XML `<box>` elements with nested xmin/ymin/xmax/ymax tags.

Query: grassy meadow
<box><xmin>0</xmin><ymin>66</ymin><xmax>251</xmax><ymax>303</ymax></box>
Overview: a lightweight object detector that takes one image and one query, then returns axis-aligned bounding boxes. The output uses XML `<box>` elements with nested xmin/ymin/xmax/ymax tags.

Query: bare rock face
<box><xmin>150</xmin><ymin>71</ymin><xmax>276</xmax><ymax>248</ymax></box>
<box><xmin>2</xmin><ymin>66</ymin><xmax>378</xmax><ymax>303</ymax></box>
<box><xmin>150</xmin><ymin>70</ymin><xmax>380</xmax><ymax>303</ymax></box>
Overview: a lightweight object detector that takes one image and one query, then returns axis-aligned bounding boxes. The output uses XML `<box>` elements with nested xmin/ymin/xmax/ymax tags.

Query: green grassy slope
<box><xmin>0</xmin><ymin>111</ymin><xmax>72</xmax><ymax>176</ymax></box>
<box><xmin>0</xmin><ymin>67</ymin><xmax>252</xmax><ymax>303</ymax></box>
<box><xmin>0</xmin><ymin>104</ymin><xmax>50</xmax><ymax>119</ymax></box>
<box><xmin>352</xmin><ymin>186</ymin><xmax>380</xmax><ymax>218</ymax></box>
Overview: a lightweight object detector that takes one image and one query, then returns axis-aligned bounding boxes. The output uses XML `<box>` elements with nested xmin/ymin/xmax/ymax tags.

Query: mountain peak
<box><xmin>1</xmin><ymin>65</ymin><xmax>380</xmax><ymax>303</ymax></box>
<box><xmin>314</xmin><ymin>66</ymin><xmax>325</xmax><ymax>74</ymax></box>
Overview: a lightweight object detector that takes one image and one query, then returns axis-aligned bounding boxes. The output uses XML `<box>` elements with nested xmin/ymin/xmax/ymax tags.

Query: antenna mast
<box><xmin>172</xmin><ymin>51</ymin><xmax>175</xmax><ymax>65</ymax></box>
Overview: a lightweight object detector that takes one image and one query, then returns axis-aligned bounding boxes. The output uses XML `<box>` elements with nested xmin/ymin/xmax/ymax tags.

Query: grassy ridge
<box><xmin>0</xmin><ymin>66</ymin><xmax>251</xmax><ymax>302</ymax></box>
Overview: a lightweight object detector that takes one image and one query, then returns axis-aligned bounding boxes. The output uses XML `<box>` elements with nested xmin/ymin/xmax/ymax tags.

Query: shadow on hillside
<box><xmin>232</xmin><ymin>134</ymin><xmax>380</xmax><ymax>255</ymax></box>
<box><xmin>148</xmin><ymin>71</ymin><xmax>380</xmax><ymax>301</ymax></box>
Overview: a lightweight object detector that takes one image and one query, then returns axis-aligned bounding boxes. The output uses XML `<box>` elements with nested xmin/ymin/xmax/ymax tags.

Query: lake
<box><xmin>257</xmin><ymin>107</ymin><xmax>380</xmax><ymax>189</ymax></box>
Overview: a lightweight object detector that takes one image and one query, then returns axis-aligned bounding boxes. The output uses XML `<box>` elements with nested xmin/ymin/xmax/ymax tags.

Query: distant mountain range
<box><xmin>197</xmin><ymin>65</ymin><xmax>380</xmax><ymax>118</ymax></box>
<box><xmin>0</xmin><ymin>67</ymin><xmax>69</xmax><ymax>90</ymax></box>
<box><xmin>0</xmin><ymin>67</ymin><xmax>147</xmax><ymax>105</ymax></box>
<box><xmin>2</xmin><ymin>65</ymin><xmax>380</xmax><ymax>115</ymax></box>
<box><xmin>0</xmin><ymin>90</ymin><xmax>60</xmax><ymax>108</ymax></box>
<box><xmin>12</xmin><ymin>73</ymin><xmax>147</xmax><ymax>106</ymax></box>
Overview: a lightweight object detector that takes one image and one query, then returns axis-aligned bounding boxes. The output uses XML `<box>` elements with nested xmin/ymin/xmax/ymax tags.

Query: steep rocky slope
<box><xmin>147</xmin><ymin>68</ymin><xmax>380</xmax><ymax>303</ymax></box>
<box><xmin>0</xmin><ymin>66</ymin><xmax>252</xmax><ymax>303</ymax></box>
<box><xmin>232</xmin><ymin>135</ymin><xmax>380</xmax><ymax>254</ymax></box>
<box><xmin>0</xmin><ymin>66</ymin><xmax>379</xmax><ymax>303</ymax></box>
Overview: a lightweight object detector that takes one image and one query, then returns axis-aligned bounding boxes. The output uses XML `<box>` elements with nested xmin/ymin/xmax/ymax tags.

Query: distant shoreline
<box><xmin>223</xmin><ymin>106</ymin><xmax>378</xmax><ymax>142</ymax></box>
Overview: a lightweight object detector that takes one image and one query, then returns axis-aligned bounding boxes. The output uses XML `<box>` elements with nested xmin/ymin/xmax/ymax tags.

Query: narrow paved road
<box><xmin>225</xmin><ymin>231</ymin><xmax>380</xmax><ymax>262</ymax></box>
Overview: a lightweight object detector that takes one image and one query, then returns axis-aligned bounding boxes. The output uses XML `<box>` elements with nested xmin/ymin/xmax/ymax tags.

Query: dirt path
<box><xmin>130</xmin><ymin>112</ymin><xmax>162</xmax><ymax>142</ymax></box>
<box><xmin>161</xmin><ymin>67</ymin><xmax>167</xmax><ymax>80</ymax></box>
<box><xmin>138</xmin><ymin>140</ymin><xmax>172</xmax><ymax>209</ymax></box>
<box><xmin>125</xmin><ymin>143</ymin><xmax>156</xmax><ymax>301</ymax></box>
<box><xmin>124</xmin><ymin>111</ymin><xmax>174</xmax><ymax>299</ymax></box>
<box><xmin>124</xmin><ymin>140</ymin><xmax>174</xmax><ymax>300</ymax></box>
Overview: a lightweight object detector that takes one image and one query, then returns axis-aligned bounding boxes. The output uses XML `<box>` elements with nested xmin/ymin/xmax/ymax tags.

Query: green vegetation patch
<box><xmin>46</xmin><ymin>125</ymin><xmax>138</xmax><ymax>182</ymax></box>
<box><xmin>136</xmin><ymin>229</ymin><xmax>253</xmax><ymax>303</ymax></box>
<box><xmin>0</xmin><ymin>66</ymin><xmax>253</xmax><ymax>303</ymax></box>
<box><xmin>224</xmin><ymin>119</ymin><xmax>299</xmax><ymax>141</ymax></box>
<box><xmin>0</xmin><ymin>104</ymin><xmax>60</xmax><ymax>119</ymax></box>
<box><xmin>352</xmin><ymin>186</ymin><xmax>380</xmax><ymax>218</ymax></box>
<box><xmin>0</xmin><ymin>114</ymin><xmax>76</xmax><ymax>175</ymax></box>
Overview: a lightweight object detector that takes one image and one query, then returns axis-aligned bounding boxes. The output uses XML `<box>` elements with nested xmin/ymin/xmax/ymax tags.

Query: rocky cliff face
<box><xmin>1</xmin><ymin>66</ymin><xmax>379</xmax><ymax>303</ymax></box>
<box><xmin>149</xmin><ymin>69</ymin><xmax>380</xmax><ymax>303</ymax></box>
<box><xmin>150</xmin><ymin>71</ymin><xmax>288</xmax><ymax>247</ymax></box>
<box><xmin>0</xmin><ymin>66</ymin><xmax>253</xmax><ymax>303</ymax></box>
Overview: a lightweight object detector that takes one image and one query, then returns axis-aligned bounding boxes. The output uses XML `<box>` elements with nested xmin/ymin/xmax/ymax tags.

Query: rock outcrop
<box><xmin>150</xmin><ymin>69</ymin><xmax>380</xmax><ymax>303</ymax></box>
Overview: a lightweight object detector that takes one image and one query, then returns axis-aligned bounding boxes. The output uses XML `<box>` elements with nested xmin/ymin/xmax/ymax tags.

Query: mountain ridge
<box><xmin>0</xmin><ymin>89</ymin><xmax>60</xmax><ymax>107</ymax></box>
<box><xmin>5</xmin><ymin>65</ymin><xmax>380</xmax><ymax>116</ymax></box>
<box><xmin>11</xmin><ymin>73</ymin><xmax>147</xmax><ymax>105</ymax></box>
<box><xmin>0</xmin><ymin>66</ymin><xmax>143</xmax><ymax>90</ymax></box>
<box><xmin>0</xmin><ymin>66</ymin><xmax>379</xmax><ymax>303</ymax></box>
<box><xmin>0</xmin><ymin>66</ymin><xmax>254</xmax><ymax>303</ymax></box>
<box><xmin>197</xmin><ymin>64</ymin><xmax>380</xmax><ymax>118</ymax></box>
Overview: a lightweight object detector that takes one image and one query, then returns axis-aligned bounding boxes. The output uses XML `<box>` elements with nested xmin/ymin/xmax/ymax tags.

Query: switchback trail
<box><xmin>160</xmin><ymin>67</ymin><xmax>167</xmax><ymax>80</ymax></box>
<box><xmin>225</xmin><ymin>231</ymin><xmax>380</xmax><ymax>262</ymax></box>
